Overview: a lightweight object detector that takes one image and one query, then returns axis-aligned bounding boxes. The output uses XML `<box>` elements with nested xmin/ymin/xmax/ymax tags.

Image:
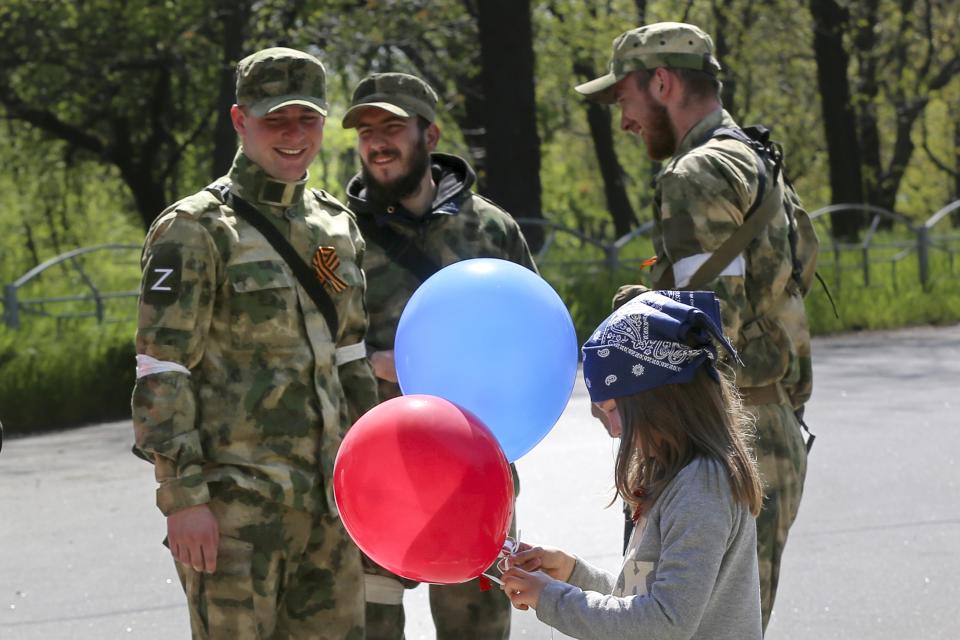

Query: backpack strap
<box><xmin>681</xmin><ymin>126</ymin><xmax>782</xmax><ymax>290</ymax></box>
<box><xmin>208</xmin><ymin>183</ymin><xmax>340</xmax><ymax>339</ymax></box>
<box><xmin>354</xmin><ymin>213</ymin><xmax>442</xmax><ymax>283</ymax></box>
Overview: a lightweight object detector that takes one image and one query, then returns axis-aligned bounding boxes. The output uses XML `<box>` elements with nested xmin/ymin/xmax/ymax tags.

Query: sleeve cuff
<box><xmin>535</xmin><ymin>579</ymin><xmax>574</xmax><ymax>626</ymax></box>
<box><xmin>156</xmin><ymin>473</ymin><xmax>210</xmax><ymax>516</ymax></box>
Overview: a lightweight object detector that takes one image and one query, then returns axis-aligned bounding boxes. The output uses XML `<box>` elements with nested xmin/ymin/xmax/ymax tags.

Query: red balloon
<box><xmin>334</xmin><ymin>395</ymin><xmax>514</xmax><ymax>584</ymax></box>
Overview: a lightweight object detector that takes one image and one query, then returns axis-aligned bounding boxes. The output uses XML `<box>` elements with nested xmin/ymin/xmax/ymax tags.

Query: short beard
<box><xmin>645</xmin><ymin>100</ymin><xmax>677</xmax><ymax>161</ymax></box>
<box><xmin>362</xmin><ymin>135</ymin><xmax>432</xmax><ymax>206</ymax></box>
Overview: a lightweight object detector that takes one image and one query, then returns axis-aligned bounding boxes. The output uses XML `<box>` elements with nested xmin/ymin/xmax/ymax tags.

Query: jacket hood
<box><xmin>346</xmin><ymin>152</ymin><xmax>476</xmax><ymax>217</ymax></box>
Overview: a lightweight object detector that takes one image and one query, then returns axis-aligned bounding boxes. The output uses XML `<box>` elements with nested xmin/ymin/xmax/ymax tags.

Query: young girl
<box><xmin>501</xmin><ymin>290</ymin><xmax>764</xmax><ymax>640</ymax></box>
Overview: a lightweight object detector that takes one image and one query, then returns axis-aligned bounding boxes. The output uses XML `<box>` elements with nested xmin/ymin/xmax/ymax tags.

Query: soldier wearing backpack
<box><xmin>575</xmin><ymin>22</ymin><xmax>818</xmax><ymax>632</ymax></box>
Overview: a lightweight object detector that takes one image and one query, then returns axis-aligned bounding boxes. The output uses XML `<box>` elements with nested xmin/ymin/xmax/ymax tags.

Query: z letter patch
<box><xmin>142</xmin><ymin>244</ymin><xmax>182</xmax><ymax>305</ymax></box>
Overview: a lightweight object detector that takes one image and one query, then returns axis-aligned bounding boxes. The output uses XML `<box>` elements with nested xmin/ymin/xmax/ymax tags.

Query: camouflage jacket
<box><xmin>649</xmin><ymin>109</ymin><xmax>813</xmax><ymax>407</ymax></box>
<box><xmin>345</xmin><ymin>152</ymin><xmax>537</xmax><ymax>402</ymax></box>
<box><xmin>131</xmin><ymin>150</ymin><xmax>378</xmax><ymax>516</ymax></box>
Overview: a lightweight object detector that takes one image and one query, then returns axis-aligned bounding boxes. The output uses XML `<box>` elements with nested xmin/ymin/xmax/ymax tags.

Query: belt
<box><xmin>739</xmin><ymin>383</ymin><xmax>788</xmax><ymax>406</ymax></box>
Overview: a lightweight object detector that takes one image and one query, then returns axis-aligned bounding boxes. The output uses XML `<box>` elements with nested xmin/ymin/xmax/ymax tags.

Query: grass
<box><xmin>0</xmin><ymin>319</ymin><xmax>135</xmax><ymax>435</ymax></box>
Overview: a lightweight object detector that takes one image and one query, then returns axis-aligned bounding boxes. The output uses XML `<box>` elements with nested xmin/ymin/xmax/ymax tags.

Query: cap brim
<box><xmin>574</xmin><ymin>73</ymin><xmax>619</xmax><ymax>104</ymax></box>
<box><xmin>341</xmin><ymin>102</ymin><xmax>413</xmax><ymax>129</ymax></box>
<box><xmin>249</xmin><ymin>96</ymin><xmax>328</xmax><ymax>118</ymax></box>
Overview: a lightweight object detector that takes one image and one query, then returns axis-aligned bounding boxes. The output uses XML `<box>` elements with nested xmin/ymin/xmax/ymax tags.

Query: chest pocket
<box><xmin>226</xmin><ymin>260</ymin><xmax>303</xmax><ymax>349</ymax></box>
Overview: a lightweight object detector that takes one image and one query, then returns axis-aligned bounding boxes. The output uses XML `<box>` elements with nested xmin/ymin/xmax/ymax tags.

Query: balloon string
<box><xmin>481</xmin><ymin>572</ymin><xmax>503</xmax><ymax>585</ymax></box>
<box><xmin>497</xmin><ymin>532</ymin><xmax>520</xmax><ymax>573</ymax></box>
<box><xmin>496</xmin><ymin>530</ymin><xmax>553</xmax><ymax>638</ymax></box>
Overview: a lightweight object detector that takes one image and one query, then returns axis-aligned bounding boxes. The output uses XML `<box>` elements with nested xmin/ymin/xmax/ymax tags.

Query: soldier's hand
<box><xmin>167</xmin><ymin>504</ymin><xmax>219</xmax><ymax>574</ymax></box>
<box><xmin>369</xmin><ymin>349</ymin><xmax>398</xmax><ymax>383</ymax></box>
<box><xmin>506</xmin><ymin>542</ymin><xmax>576</xmax><ymax>583</ymax></box>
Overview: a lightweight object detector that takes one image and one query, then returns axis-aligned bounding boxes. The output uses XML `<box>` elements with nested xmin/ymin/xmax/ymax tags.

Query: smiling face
<box><xmin>614</xmin><ymin>71</ymin><xmax>677</xmax><ymax>161</ymax></box>
<box><xmin>231</xmin><ymin>104</ymin><xmax>324</xmax><ymax>181</ymax></box>
<box><xmin>355</xmin><ymin>107</ymin><xmax>437</xmax><ymax>202</ymax></box>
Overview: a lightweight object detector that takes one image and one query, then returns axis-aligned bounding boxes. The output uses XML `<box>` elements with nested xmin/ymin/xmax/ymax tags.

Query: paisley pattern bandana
<box><xmin>582</xmin><ymin>290</ymin><xmax>737</xmax><ymax>402</ymax></box>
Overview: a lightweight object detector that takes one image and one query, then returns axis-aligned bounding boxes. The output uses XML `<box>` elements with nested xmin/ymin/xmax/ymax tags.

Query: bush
<box><xmin>0</xmin><ymin>321</ymin><xmax>135</xmax><ymax>435</ymax></box>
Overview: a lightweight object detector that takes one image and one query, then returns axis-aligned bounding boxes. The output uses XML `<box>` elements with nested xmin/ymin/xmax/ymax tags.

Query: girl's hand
<box><xmin>500</xmin><ymin>566</ymin><xmax>553</xmax><ymax>610</ymax></box>
<box><xmin>506</xmin><ymin>543</ymin><xmax>576</xmax><ymax>582</ymax></box>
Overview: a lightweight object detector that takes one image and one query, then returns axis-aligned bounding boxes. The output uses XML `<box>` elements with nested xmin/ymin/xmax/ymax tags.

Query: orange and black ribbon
<box><xmin>312</xmin><ymin>246</ymin><xmax>348</xmax><ymax>293</ymax></box>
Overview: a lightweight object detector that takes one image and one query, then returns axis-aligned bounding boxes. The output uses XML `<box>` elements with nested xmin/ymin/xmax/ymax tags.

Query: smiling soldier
<box><xmin>342</xmin><ymin>72</ymin><xmax>537</xmax><ymax>640</ymax></box>
<box><xmin>131</xmin><ymin>47</ymin><xmax>377</xmax><ymax>639</ymax></box>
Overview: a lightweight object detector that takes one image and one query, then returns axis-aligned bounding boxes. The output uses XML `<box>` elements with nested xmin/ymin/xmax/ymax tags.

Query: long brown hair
<box><xmin>613</xmin><ymin>365</ymin><xmax>763</xmax><ymax>517</ymax></box>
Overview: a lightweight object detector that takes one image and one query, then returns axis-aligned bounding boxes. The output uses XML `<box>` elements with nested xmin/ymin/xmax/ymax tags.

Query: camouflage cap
<box><xmin>341</xmin><ymin>73</ymin><xmax>438</xmax><ymax>129</ymax></box>
<box><xmin>236</xmin><ymin>47</ymin><xmax>328</xmax><ymax>117</ymax></box>
<box><xmin>575</xmin><ymin>22</ymin><xmax>721</xmax><ymax>104</ymax></box>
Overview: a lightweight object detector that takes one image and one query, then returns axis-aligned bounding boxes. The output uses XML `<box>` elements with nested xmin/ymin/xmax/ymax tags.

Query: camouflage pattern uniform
<box><xmin>345</xmin><ymin>151</ymin><xmax>536</xmax><ymax>640</ymax></box>
<box><xmin>612</xmin><ymin>109</ymin><xmax>811</xmax><ymax>630</ymax></box>
<box><xmin>131</xmin><ymin>48</ymin><xmax>377</xmax><ymax>639</ymax></box>
<box><xmin>575</xmin><ymin>24</ymin><xmax>812</xmax><ymax>631</ymax></box>
<box><xmin>650</xmin><ymin>108</ymin><xmax>810</xmax><ymax>630</ymax></box>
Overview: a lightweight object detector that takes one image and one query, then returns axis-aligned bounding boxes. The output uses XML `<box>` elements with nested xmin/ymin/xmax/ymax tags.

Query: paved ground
<box><xmin>1</xmin><ymin>324</ymin><xmax>958</xmax><ymax>639</ymax></box>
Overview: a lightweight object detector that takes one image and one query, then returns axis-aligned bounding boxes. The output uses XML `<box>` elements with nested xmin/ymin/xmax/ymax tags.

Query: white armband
<box><xmin>364</xmin><ymin>574</ymin><xmax>405</xmax><ymax>605</ymax></box>
<box><xmin>335</xmin><ymin>341</ymin><xmax>367</xmax><ymax>366</ymax></box>
<box><xmin>136</xmin><ymin>354</ymin><xmax>191</xmax><ymax>380</ymax></box>
<box><xmin>673</xmin><ymin>253</ymin><xmax>745</xmax><ymax>288</ymax></box>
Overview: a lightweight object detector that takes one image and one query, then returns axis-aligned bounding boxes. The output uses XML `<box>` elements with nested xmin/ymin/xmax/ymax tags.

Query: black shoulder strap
<box><xmin>354</xmin><ymin>213</ymin><xmax>442</xmax><ymax>283</ymax></box>
<box><xmin>682</xmin><ymin>126</ymin><xmax>781</xmax><ymax>290</ymax></box>
<box><xmin>208</xmin><ymin>184</ymin><xmax>340</xmax><ymax>338</ymax></box>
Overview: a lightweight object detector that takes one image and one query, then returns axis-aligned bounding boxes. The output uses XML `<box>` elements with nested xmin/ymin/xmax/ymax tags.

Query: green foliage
<box><xmin>0</xmin><ymin>321</ymin><xmax>135</xmax><ymax>434</ymax></box>
<box><xmin>804</xmin><ymin>230</ymin><xmax>960</xmax><ymax>333</ymax></box>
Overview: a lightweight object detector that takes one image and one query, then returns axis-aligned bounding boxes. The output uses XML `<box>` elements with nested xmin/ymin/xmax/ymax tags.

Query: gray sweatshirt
<box><xmin>536</xmin><ymin>456</ymin><xmax>762</xmax><ymax>640</ymax></box>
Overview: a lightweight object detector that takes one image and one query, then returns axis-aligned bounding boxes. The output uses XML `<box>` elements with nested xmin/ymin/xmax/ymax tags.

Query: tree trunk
<box><xmin>878</xmin><ymin>101</ymin><xmax>926</xmax><ymax>213</ymax></box>
<box><xmin>853</xmin><ymin>0</ymin><xmax>884</xmax><ymax>212</ymax></box>
<box><xmin>573</xmin><ymin>60</ymin><xmax>637</xmax><ymax>237</ymax></box>
<box><xmin>634</xmin><ymin>0</ymin><xmax>647</xmax><ymax>22</ymax></box>
<box><xmin>809</xmin><ymin>0</ymin><xmax>865</xmax><ymax>241</ymax></box>
<box><xmin>121</xmin><ymin>163</ymin><xmax>172</xmax><ymax>230</ymax></box>
<box><xmin>475</xmin><ymin>0</ymin><xmax>544</xmax><ymax>250</ymax></box>
<box><xmin>212</xmin><ymin>0</ymin><xmax>251</xmax><ymax>179</ymax></box>
<box><xmin>712</xmin><ymin>0</ymin><xmax>736</xmax><ymax>116</ymax></box>
<box><xmin>454</xmin><ymin>71</ymin><xmax>489</xmax><ymax>190</ymax></box>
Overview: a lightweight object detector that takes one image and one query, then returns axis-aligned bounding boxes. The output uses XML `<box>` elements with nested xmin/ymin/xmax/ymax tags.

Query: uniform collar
<box><xmin>228</xmin><ymin>149</ymin><xmax>308</xmax><ymax>210</ymax></box>
<box><xmin>673</xmin><ymin>108</ymin><xmax>736</xmax><ymax>158</ymax></box>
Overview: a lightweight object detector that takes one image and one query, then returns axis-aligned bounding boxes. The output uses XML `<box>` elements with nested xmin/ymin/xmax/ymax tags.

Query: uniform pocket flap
<box><xmin>228</xmin><ymin>260</ymin><xmax>293</xmax><ymax>293</ymax></box>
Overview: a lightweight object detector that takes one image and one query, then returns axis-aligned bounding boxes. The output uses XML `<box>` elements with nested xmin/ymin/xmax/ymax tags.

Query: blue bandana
<box><xmin>582</xmin><ymin>290</ymin><xmax>738</xmax><ymax>402</ymax></box>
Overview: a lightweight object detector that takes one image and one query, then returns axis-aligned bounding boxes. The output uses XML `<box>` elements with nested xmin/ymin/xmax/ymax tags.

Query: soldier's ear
<box><xmin>230</xmin><ymin>105</ymin><xmax>247</xmax><ymax>136</ymax></box>
<box><xmin>653</xmin><ymin>68</ymin><xmax>677</xmax><ymax>104</ymax></box>
<box><xmin>425</xmin><ymin>122</ymin><xmax>441</xmax><ymax>151</ymax></box>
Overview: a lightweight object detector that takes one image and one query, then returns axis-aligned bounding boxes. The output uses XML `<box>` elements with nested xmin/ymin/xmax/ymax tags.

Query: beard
<box><xmin>362</xmin><ymin>135</ymin><xmax>432</xmax><ymax>206</ymax></box>
<box><xmin>645</xmin><ymin>101</ymin><xmax>677</xmax><ymax>161</ymax></box>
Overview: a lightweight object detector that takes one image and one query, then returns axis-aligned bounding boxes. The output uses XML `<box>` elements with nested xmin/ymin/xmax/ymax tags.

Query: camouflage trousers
<box><xmin>173</xmin><ymin>484</ymin><xmax>364</xmax><ymax>639</ymax></box>
<box><xmin>751</xmin><ymin>401</ymin><xmax>808</xmax><ymax>632</ymax></box>
<box><xmin>364</xmin><ymin>513</ymin><xmax>516</xmax><ymax>640</ymax></box>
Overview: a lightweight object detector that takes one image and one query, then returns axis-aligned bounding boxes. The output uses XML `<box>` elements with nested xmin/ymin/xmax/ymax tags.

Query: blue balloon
<box><xmin>395</xmin><ymin>258</ymin><xmax>578</xmax><ymax>461</ymax></box>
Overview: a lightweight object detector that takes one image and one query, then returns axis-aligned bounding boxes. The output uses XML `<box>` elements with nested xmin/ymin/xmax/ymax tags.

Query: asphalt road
<box><xmin>1</xmin><ymin>324</ymin><xmax>958</xmax><ymax>639</ymax></box>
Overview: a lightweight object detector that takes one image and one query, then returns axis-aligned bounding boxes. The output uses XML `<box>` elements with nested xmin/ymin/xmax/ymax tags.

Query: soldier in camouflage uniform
<box><xmin>576</xmin><ymin>23</ymin><xmax>813</xmax><ymax>632</ymax></box>
<box><xmin>130</xmin><ymin>47</ymin><xmax>377</xmax><ymax>639</ymax></box>
<box><xmin>341</xmin><ymin>72</ymin><xmax>537</xmax><ymax>640</ymax></box>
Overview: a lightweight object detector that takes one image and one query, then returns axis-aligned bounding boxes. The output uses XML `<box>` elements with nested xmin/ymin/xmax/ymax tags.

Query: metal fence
<box><xmin>3</xmin><ymin>244</ymin><xmax>141</xmax><ymax>330</ymax></box>
<box><xmin>520</xmin><ymin>200</ymin><xmax>960</xmax><ymax>289</ymax></box>
<box><xmin>4</xmin><ymin>201</ymin><xmax>959</xmax><ymax>329</ymax></box>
